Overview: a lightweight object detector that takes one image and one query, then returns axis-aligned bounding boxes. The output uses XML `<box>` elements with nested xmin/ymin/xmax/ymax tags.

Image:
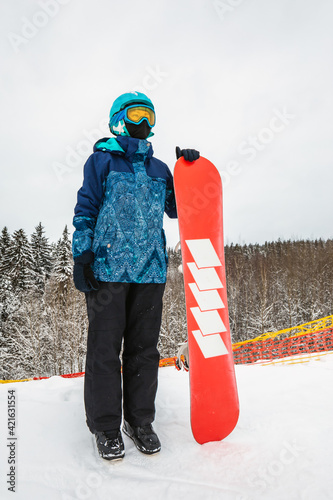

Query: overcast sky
<box><xmin>1</xmin><ymin>0</ymin><xmax>332</xmax><ymax>248</ymax></box>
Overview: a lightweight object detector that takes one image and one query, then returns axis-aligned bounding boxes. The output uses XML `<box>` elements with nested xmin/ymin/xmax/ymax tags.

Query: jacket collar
<box><xmin>116</xmin><ymin>136</ymin><xmax>154</xmax><ymax>160</ymax></box>
<box><xmin>94</xmin><ymin>136</ymin><xmax>154</xmax><ymax>160</ymax></box>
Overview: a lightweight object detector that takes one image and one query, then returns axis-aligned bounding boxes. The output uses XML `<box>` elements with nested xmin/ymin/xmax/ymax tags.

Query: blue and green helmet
<box><xmin>109</xmin><ymin>91</ymin><xmax>156</xmax><ymax>137</ymax></box>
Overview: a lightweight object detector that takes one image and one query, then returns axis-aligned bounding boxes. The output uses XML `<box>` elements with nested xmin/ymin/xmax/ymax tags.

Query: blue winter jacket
<box><xmin>72</xmin><ymin>135</ymin><xmax>177</xmax><ymax>284</ymax></box>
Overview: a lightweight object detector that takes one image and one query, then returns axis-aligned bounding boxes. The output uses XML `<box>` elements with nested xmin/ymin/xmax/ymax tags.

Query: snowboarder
<box><xmin>72</xmin><ymin>91</ymin><xmax>199</xmax><ymax>460</ymax></box>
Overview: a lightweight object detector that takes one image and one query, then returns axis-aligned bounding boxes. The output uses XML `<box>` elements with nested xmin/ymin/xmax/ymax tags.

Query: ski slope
<box><xmin>1</xmin><ymin>354</ymin><xmax>333</xmax><ymax>500</ymax></box>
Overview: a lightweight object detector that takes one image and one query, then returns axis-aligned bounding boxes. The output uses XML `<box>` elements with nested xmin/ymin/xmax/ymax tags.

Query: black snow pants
<box><xmin>84</xmin><ymin>281</ymin><xmax>165</xmax><ymax>434</ymax></box>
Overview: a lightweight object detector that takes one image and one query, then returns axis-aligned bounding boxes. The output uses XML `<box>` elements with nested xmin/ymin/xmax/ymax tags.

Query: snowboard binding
<box><xmin>175</xmin><ymin>342</ymin><xmax>189</xmax><ymax>372</ymax></box>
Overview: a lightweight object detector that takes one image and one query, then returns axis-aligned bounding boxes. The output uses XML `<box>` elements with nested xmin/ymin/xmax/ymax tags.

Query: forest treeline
<box><xmin>0</xmin><ymin>223</ymin><xmax>332</xmax><ymax>379</ymax></box>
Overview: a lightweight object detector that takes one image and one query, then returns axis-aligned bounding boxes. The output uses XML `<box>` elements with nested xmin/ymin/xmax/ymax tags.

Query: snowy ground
<box><xmin>1</xmin><ymin>354</ymin><xmax>333</xmax><ymax>500</ymax></box>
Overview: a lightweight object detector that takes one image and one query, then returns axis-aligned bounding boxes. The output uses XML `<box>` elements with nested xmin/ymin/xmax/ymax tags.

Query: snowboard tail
<box><xmin>174</xmin><ymin>156</ymin><xmax>239</xmax><ymax>444</ymax></box>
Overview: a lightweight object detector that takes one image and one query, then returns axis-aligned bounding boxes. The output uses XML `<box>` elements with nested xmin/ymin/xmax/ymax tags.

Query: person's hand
<box><xmin>73</xmin><ymin>251</ymin><xmax>99</xmax><ymax>292</ymax></box>
<box><xmin>175</xmin><ymin>146</ymin><xmax>200</xmax><ymax>162</ymax></box>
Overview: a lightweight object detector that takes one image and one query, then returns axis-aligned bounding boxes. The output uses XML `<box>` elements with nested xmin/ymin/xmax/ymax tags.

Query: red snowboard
<box><xmin>174</xmin><ymin>156</ymin><xmax>239</xmax><ymax>444</ymax></box>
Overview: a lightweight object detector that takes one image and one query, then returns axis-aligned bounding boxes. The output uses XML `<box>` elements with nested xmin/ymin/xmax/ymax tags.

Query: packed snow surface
<box><xmin>1</xmin><ymin>354</ymin><xmax>333</xmax><ymax>500</ymax></box>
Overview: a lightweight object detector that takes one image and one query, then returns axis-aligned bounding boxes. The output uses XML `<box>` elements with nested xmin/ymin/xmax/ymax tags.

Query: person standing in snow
<box><xmin>72</xmin><ymin>91</ymin><xmax>199</xmax><ymax>460</ymax></box>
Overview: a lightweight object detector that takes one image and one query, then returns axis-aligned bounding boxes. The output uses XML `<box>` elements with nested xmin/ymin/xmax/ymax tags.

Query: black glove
<box><xmin>73</xmin><ymin>251</ymin><xmax>99</xmax><ymax>293</ymax></box>
<box><xmin>175</xmin><ymin>146</ymin><xmax>200</xmax><ymax>162</ymax></box>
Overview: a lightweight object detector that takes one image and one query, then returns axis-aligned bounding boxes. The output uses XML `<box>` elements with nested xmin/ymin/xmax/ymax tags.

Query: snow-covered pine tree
<box><xmin>0</xmin><ymin>274</ymin><xmax>22</xmax><ymax>379</ymax></box>
<box><xmin>3</xmin><ymin>228</ymin><xmax>35</xmax><ymax>293</ymax></box>
<box><xmin>0</xmin><ymin>226</ymin><xmax>11</xmax><ymax>261</ymax></box>
<box><xmin>0</xmin><ymin>228</ymin><xmax>22</xmax><ymax>378</ymax></box>
<box><xmin>30</xmin><ymin>222</ymin><xmax>53</xmax><ymax>293</ymax></box>
<box><xmin>0</xmin><ymin>226</ymin><xmax>14</xmax><ymax>321</ymax></box>
<box><xmin>51</xmin><ymin>225</ymin><xmax>73</xmax><ymax>304</ymax></box>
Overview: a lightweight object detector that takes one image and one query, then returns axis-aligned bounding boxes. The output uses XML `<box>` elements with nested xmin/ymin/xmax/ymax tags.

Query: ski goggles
<box><xmin>125</xmin><ymin>105</ymin><xmax>156</xmax><ymax>127</ymax></box>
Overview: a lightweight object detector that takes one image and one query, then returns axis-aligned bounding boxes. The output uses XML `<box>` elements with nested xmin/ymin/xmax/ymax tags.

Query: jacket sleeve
<box><xmin>72</xmin><ymin>152</ymin><xmax>109</xmax><ymax>259</ymax></box>
<box><xmin>164</xmin><ymin>165</ymin><xmax>177</xmax><ymax>219</ymax></box>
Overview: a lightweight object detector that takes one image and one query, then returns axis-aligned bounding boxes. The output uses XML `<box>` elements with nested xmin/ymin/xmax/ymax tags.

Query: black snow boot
<box><xmin>123</xmin><ymin>421</ymin><xmax>161</xmax><ymax>455</ymax></box>
<box><xmin>94</xmin><ymin>430</ymin><xmax>125</xmax><ymax>461</ymax></box>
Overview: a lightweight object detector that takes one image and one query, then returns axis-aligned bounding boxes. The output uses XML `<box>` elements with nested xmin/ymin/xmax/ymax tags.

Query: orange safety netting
<box><xmin>232</xmin><ymin>315</ymin><xmax>333</xmax><ymax>347</ymax></box>
<box><xmin>232</xmin><ymin>328</ymin><xmax>333</xmax><ymax>364</ymax></box>
<box><xmin>232</xmin><ymin>314</ymin><xmax>333</xmax><ymax>364</ymax></box>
